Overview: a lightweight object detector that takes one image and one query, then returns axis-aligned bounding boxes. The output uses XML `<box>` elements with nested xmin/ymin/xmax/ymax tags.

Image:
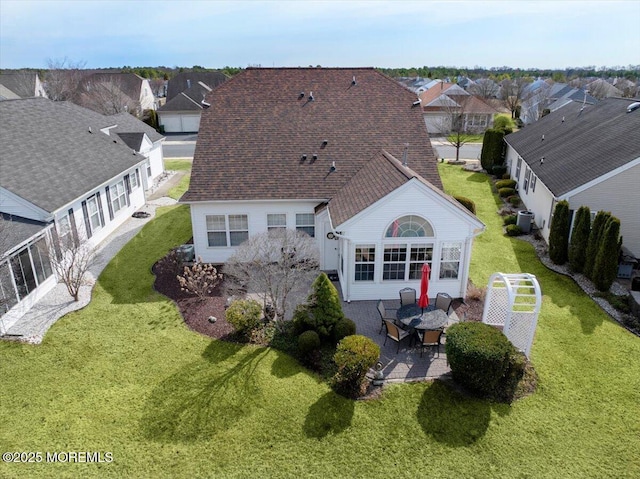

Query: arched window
<box><xmin>385</xmin><ymin>215</ymin><xmax>434</xmax><ymax>238</ymax></box>
<box><xmin>382</xmin><ymin>215</ymin><xmax>434</xmax><ymax>281</ymax></box>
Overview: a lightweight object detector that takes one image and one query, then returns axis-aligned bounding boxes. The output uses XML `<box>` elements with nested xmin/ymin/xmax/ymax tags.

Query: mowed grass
<box><xmin>164</xmin><ymin>159</ymin><xmax>191</xmax><ymax>200</ymax></box>
<box><xmin>1</xmin><ymin>167</ymin><xmax>639</xmax><ymax>478</ymax></box>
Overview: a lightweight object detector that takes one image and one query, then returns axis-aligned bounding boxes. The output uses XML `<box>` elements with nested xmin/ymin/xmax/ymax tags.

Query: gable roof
<box><xmin>328</xmin><ymin>150</ymin><xmax>480</xmax><ymax>227</ymax></box>
<box><xmin>505</xmin><ymin>98</ymin><xmax>640</xmax><ymax>197</ymax></box>
<box><xmin>0</xmin><ymin>98</ymin><xmax>145</xmax><ymax>213</ymax></box>
<box><xmin>107</xmin><ymin>111</ymin><xmax>164</xmax><ymax>143</ymax></box>
<box><xmin>84</xmin><ymin>72</ymin><xmax>147</xmax><ymax>102</ymax></box>
<box><xmin>166</xmin><ymin>71</ymin><xmax>229</xmax><ymax>101</ymax></box>
<box><xmin>418</xmin><ymin>82</ymin><xmax>456</xmax><ymax>105</ymax></box>
<box><xmin>0</xmin><ymin>213</ymin><xmax>50</xmax><ymax>257</ymax></box>
<box><xmin>0</xmin><ymin>72</ymin><xmax>40</xmax><ymax>98</ymax></box>
<box><xmin>183</xmin><ymin>67</ymin><xmax>441</xmax><ymax>203</ymax></box>
<box><xmin>158</xmin><ymin>81</ymin><xmax>212</xmax><ymax>112</ymax></box>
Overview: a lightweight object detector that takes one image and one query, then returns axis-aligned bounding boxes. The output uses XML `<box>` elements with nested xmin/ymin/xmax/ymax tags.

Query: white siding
<box><xmin>190</xmin><ymin>200</ymin><xmax>322</xmax><ymax>264</ymax></box>
<box><xmin>0</xmin><ymin>187</ymin><xmax>50</xmax><ymax>222</ymax></box>
<box><xmin>335</xmin><ymin>181</ymin><xmax>482</xmax><ymax>301</ymax></box>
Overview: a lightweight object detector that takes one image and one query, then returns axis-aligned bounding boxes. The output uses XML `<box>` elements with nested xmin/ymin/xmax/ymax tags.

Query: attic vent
<box><xmin>88</xmin><ymin>127</ymin><xmax>92</xmax><ymax>133</ymax></box>
<box><xmin>627</xmin><ymin>102</ymin><xmax>640</xmax><ymax>113</ymax></box>
<box><xmin>541</xmin><ymin>134</ymin><xmax>544</xmax><ymax>141</ymax></box>
<box><xmin>562</xmin><ymin>116</ymin><xmax>565</xmax><ymax>122</ymax></box>
<box><xmin>309</xmin><ymin>91</ymin><xmax>314</xmax><ymax>101</ymax></box>
<box><xmin>351</xmin><ymin>76</ymin><xmax>357</xmax><ymax>86</ymax></box>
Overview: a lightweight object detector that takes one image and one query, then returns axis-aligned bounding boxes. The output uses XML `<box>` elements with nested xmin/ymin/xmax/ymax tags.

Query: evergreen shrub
<box><xmin>332</xmin><ymin>335</ymin><xmax>380</xmax><ymax>398</ymax></box>
<box><xmin>454</xmin><ymin>196</ymin><xmax>477</xmax><ymax>214</ymax></box>
<box><xmin>495</xmin><ymin>179</ymin><xmax>517</xmax><ymax>189</ymax></box>
<box><xmin>499</xmin><ymin>187</ymin><xmax>516</xmax><ymax>197</ymax></box>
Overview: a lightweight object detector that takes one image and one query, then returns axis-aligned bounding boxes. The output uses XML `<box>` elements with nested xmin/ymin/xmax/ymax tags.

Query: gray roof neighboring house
<box><xmin>0</xmin><ymin>72</ymin><xmax>43</xmax><ymax>98</ymax></box>
<box><xmin>505</xmin><ymin>98</ymin><xmax>640</xmax><ymax>197</ymax></box>
<box><xmin>0</xmin><ymin>213</ymin><xmax>50</xmax><ymax>257</ymax></box>
<box><xmin>158</xmin><ymin>81</ymin><xmax>211</xmax><ymax>112</ymax></box>
<box><xmin>0</xmin><ymin>98</ymin><xmax>146</xmax><ymax>214</ymax></box>
<box><xmin>0</xmin><ymin>84</ymin><xmax>21</xmax><ymax>100</ymax></box>
<box><xmin>107</xmin><ymin>111</ymin><xmax>164</xmax><ymax>143</ymax></box>
<box><xmin>166</xmin><ymin>71</ymin><xmax>229</xmax><ymax>101</ymax></box>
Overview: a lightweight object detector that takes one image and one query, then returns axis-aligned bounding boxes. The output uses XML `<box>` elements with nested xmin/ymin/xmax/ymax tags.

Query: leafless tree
<box><xmin>48</xmin><ymin>234</ymin><xmax>96</xmax><ymax>302</ymax></box>
<box><xmin>468</xmin><ymin>78</ymin><xmax>499</xmax><ymax>99</ymax></box>
<box><xmin>224</xmin><ymin>229</ymin><xmax>320</xmax><ymax>324</ymax></box>
<box><xmin>433</xmin><ymin>94</ymin><xmax>479</xmax><ymax>162</ymax></box>
<box><xmin>44</xmin><ymin>57</ymin><xmax>87</xmax><ymax>102</ymax></box>
<box><xmin>79</xmin><ymin>79</ymin><xmax>140</xmax><ymax>116</ymax></box>
<box><xmin>149</xmin><ymin>78</ymin><xmax>166</xmax><ymax>98</ymax></box>
<box><xmin>500</xmin><ymin>77</ymin><xmax>532</xmax><ymax>119</ymax></box>
<box><xmin>522</xmin><ymin>81</ymin><xmax>553</xmax><ymax>123</ymax></box>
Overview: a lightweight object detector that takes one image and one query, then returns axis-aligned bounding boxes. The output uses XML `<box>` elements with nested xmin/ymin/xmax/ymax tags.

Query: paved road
<box><xmin>432</xmin><ymin>141</ymin><xmax>482</xmax><ymax>161</ymax></box>
<box><xmin>164</xmin><ymin>142</ymin><xmax>196</xmax><ymax>158</ymax></box>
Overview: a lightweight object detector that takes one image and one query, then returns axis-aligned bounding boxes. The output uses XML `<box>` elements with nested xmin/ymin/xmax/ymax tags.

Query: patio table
<box><xmin>398</xmin><ymin>307</ymin><xmax>449</xmax><ymax>331</ymax></box>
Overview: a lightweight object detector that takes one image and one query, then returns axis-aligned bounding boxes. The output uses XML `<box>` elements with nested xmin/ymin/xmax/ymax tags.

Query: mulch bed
<box><xmin>152</xmin><ymin>254</ymin><xmax>232</xmax><ymax>340</ymax></box>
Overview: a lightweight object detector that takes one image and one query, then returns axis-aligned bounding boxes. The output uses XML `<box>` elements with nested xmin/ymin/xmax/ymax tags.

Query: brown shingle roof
<box><xmin>183</xmin><ymin>67</ymin><xmax>440</xmax><ymax>202</ymax></box>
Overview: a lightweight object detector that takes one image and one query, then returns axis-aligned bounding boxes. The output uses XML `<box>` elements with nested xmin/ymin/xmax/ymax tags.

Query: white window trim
<box><xmin>382</xmin><ymin>242</ymin><xmax>434</xmax><ymax>282</ymax></box>
<box><xmin>295</xmin><ymin>213</ymin><xmax>315</xmax><ymax>237</ymax></box>
<box><xmin>354</xmin><ymin>244</ymin><xmax>376</xmax><ymax>282</ymax></box>
<box><xmin>111</xmin><ymin>180</ymin><xmax>127</xmax><ymax>215</ymax></box>
<box><xmin>206</xmin><ymin>214</ymin><xmax>249</xmax><ymax>248</ymax></box>
<box><xmin>267</xmin><ymin>213</ymin><xmax>287</xmax><ymax>231</ymax></box>
<box><xmin>439</xmin><ymin>242</ymin><xmax>462</xmax><ymax>280</ymax></box>
<box><xmin>87</xmin><ymin>196</ymin><xmax>102</xmax><ymax>232</ymax></box>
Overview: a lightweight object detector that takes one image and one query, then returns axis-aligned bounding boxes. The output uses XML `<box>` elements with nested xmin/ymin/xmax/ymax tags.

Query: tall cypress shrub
<box><xmin>593</xmin><ymin>217</ymin><xmax>621</xmax><ymax>292</ymax></box>
<box><xmin>480</xmin><ymin>128</ymin><xmax>505</xmax><ymax>172</ymax></box>
<box><xmin>548</xmin><ymin>200</ymin><xmax>570</xmax><ymax>265</ymax></box>
<box><xmin>568</xmin><ymin>206</ymin><xmax>591</xmax><ymax>273</ymax></box>
<box><xmin>306</xmin><ymin>272</ymin><xmax>344</xmax><ymax>339</ymax></box>
<box><xmin>583</xmin><ymin>211</ymin><xmax>611</xmax><ymax>280</ymax></box>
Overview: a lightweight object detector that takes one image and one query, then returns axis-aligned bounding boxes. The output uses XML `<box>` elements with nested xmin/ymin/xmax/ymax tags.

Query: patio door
<box><xmin>321</xmin><ymin>219</ymin><xmax>339</xmax><ymax>271</ymax></box>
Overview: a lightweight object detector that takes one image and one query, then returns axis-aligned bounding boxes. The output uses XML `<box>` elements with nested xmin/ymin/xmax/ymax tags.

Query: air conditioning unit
<box><xmin>176</xmin><ymin>244</ymin><xmax>195</xmax><ymax>263</ymax></box>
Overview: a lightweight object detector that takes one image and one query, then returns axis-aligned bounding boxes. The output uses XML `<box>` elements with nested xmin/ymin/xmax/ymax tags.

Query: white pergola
<box><xmin>482</xmin><ymin>273</ymin><xmax>542</xmax><ymax>358</ymax></box>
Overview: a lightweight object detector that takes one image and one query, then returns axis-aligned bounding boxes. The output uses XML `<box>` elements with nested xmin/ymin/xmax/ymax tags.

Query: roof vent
<box><xmin>309</xmin><ymin>91</ymin><xmax>314</xmax><ymax>101</ymax></box>
<box><xmin>627</xmin><ymin>102</ymin><xmax>640</xmax><ymax>113</ymax></box>
<box><xmin>351</xmin><ymin>76</ymin><xmax>357</xmax><ymax>86</ymax></box>
<box><xmin>88</xmin><ymin>126</ymin><xmax>92</xmax><ymax>133</ymax></box>
<box><xmin>301</xmin><ymin>154</ymin><xmax>307</xmax><ymax>161</ymax></box>
<box><xmin>540</xmin><ymin>157</ymin><xmax>544</xmax><ymax>165</ymax></box>
<box><xmin>541</xmin><ymin>134</ymin><xmax>544</xmax><ymax>141</ymax></box>
<box><xmin>299</xmin><ymin>91</ymin><xmax>305</xmax><ymax>99</ymax></box>
<box><xmin>412</xmin><ymin>98</ymin><xmax>422</xmax><ymax>107</ymax></box>
<box><xmin>562</xmin><ymin>116</ymin><xmax>565</xmax><ymax>122</ymax></box>
<box><xmin>187</xmin><ymin>79</ymin><xmax>191</xmax><ymax>88</ymax></box>
<box><xmin>322</xmin><ymin>139</ymin><xmax>328</xmax><ymax>147</ymax></box>
<box><xmin>201</xmin><ymin>100</ymin><xmax>210</xmax><ymax>108</ymax></box>
<box><xmin>329</xmin><ymin>161</ymin><xmax>336</xmax><ymax>173</ymax></box>
<box><xmin>313</xmin><ymin>153</ymin><xmax>318</xmax><ymax>160</ymax></box>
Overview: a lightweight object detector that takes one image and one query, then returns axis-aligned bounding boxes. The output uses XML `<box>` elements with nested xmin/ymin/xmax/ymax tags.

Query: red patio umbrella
<box><xmin>418</xmin><ymin>263</ymin><xmax>430</xmax><ymax>312</ymax></box>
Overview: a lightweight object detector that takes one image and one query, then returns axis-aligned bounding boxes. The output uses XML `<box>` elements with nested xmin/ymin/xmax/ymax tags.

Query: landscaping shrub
<box><xmin>298</xmin><ymin>330</ymin><xmax>321</xmax><ymax>356</ymax></box>
<box><xmin>332</xmin><ymin>335</ymin><xmax>380</xmax><ymax>398</ymax></box>
<box><xmin>499</xmin><ymin>187</ymin><xmax>516</xmax><ymax>197</ymax></box>
<box><xmin>495</xmin><ymin>179</ymin><xmax>517</xmax><ymax>190</ymax></box>
<box><xmin>502</xmin><ymin>173</ymin><xmax>511</xmax><ymax>180</ymax></box>
<box><xmin>177</xmin><ymin>259</ymin><xmax>222</xmax><ymax>301</ymax></box>
<box><xmin>445</xmin><ymin>322</ymin><xmax>525</xmax><ymax>402</ymax></box>
<box><xmin>584</xmin><ymin>211</ymin><xmax>611</xmax><ymax>279</ymax></box>
<box><xmin>305</xmin><ymin>273</ymin><xmax>345</xmax><ymax>339</ymax></box>
<box><xmin>454</xmin><ymin>195</ymin><xmax>476</xmax><ymax>214</ymax></box>
<box><xmin>568</xmin><ymin>206</ymin><xmax>591</xmax><ymax>273</ymax></box>
<box><xmin>508</xmin><ymin>195</ymin><xmax>521</xmax><ymax>206</ymax></box>
<box><xmin>506</xmin><ymin>224</ymin><xmax>522</xmax><ymax>236</ymax></box>
<box><xmin>493</xmin><ymin>114</ymin><xmax>516</xmax><ymax>132</ymax></box>
<box><xmin>291</xmin><ymin>304</ymin><xmax>312</xmax><ymax>335</ymax></box>
<box><xmin>491</xmin><ymin>165</ymin><xmax>508</xmax><ymax>177</ymax></box>
<box><xmin>333</xmin><ymin>317</ymin><xmax>356</xmax><ymax>343</ymax></box>
<box><xmin>593</xmin><ymin>217</ymin><xmax>621</xmax><ymax>292</ymax></box>
<box><xmin>480</xmin><ymin>128</ymin><xmax>506</xmax><ymax>172</ymax></box>
<box><xmin>225</xmin><ymin>299</ymin><xmax>263</xmax><ymax>339</ymax></box>
<box><xmin>503</xmin><ymin>215</ymin><xmax>517</xmax><ymax>226</ymax></box>
<box><xmin>548</xmin><ymin>200</ymin><xmax>570</xmax><ymax>265</ymax></box>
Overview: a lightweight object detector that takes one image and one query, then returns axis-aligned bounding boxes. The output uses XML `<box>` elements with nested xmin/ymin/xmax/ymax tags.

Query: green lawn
<box><xmin>164</xmin><ymin>159</ymin><xmax>191</xmax><ymax>200</ymax></box>
<box><xmin>1</xmin><ymin>166</ymin><xmax>638</xmax><ymax>478</ymax></box>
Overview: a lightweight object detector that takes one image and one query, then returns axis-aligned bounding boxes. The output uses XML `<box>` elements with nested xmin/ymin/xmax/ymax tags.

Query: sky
<box><xmin>1</xmin><ymin>0</ymin><xmax>639</xmax><ymax>70</ymax></box>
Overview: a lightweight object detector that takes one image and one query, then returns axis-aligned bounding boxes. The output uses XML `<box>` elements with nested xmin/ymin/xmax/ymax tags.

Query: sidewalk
<box><xmin>2</xmin><ymin>177</ymin><xmax>179</xmax><ymax>344</ymax></box>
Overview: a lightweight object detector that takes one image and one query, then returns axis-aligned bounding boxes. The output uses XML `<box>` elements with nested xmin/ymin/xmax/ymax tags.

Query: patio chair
<box><xmin>377</xmin><ymin>300</ymin><xmax>399</xmax><ymax>334</ymax></box>
<box><xmin>434</xmin><ymin>292</ymin><xmax>453</xmax><ymax>315</ymax></box>
<box><xmin>416</xmin><ymin>328</ymin><xmax>444</xmax><ymax>358</ymax></box>
<box><xmin>383</xmin><ymin>319</ymin><xmax>412</xmax><ymax>354</ymax></box>
<box><xmin>399</xmin><ymin>287</ymin><xmax>417</xmax><ymax>307</ymax></box>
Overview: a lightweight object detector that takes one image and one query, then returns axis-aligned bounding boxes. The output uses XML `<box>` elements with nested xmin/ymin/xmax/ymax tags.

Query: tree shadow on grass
<box><xmin>465</xmin><ymin>172</ymin><xmax>490</xmax><ymax>183</ymax></box>
<box><xmin>140</xmin><ymin>343</ymin><xmax>269</xmax><ymax>443</ymax></box>
<box><xmin>417</xmin><ymin>381</ymin><xmax>497</xmax><ymax>447</ymax></box>
<box><xmin>303</xmin><ymin>391</ymin><xmax>354</xmax><ymax>439</ymax></box>
<box><xmin>271</xmin><ymin>351</ymin><xmax>304</xmax><ymax>378</ymax></box>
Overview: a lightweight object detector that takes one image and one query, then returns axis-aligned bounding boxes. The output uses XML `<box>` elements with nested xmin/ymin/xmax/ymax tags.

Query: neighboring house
<box><xmin>0</xmin><ymin>98</ymin><xmax>150</xmax><ymax>333</ymax></box>
<box><xmin>0</xmin><ymin>71</ymin><xmax>48</xmax><ymax>99</ymax></box>
<box><xmin>80</xmin><ymin>72</ymin><xmax>156</xmax><ymax>116</ymax></box>
<box><xmin>545</xmin><ymin>83</ymin><xmax>597</xmax><ymax>113</ymax></box>
<box><xmin>181</xmin><ymin>67</ymin><xmax>485</xmax><ymax>302</ymax></box>
<box><xmin>419</xmin><ymin>82</ymin><xmax>498</xmax><ymax>134</ymax></box>
<box><xmin>504</xmin><ymin>98</ymin><xmax>640</xmax><ymax>258</ymax></box>
<box><xmin>585</xmin><ymin>78</ymin><xmax>623</xmax><ymax>99</ymax></box>
<box><xmin>520</xmin><ymin>78</ymin><xmax>553</xmax><ymax>124</ymax></box>
<box><xmin>158</xmin><ymin>71</ymin><xmax>229</xmax><ymax>133</ymax></box>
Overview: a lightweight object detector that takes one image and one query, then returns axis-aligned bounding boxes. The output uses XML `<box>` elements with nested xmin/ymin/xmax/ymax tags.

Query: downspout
<box><xmin>460</xmin><ymin>227</ymin><xmax>485</xmax><ymax>298</ymax></box>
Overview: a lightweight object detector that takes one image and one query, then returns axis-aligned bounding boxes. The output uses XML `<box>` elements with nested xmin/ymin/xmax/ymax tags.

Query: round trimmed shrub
<box><xmin>291</xmin><ymin>304</ymin><xmax>312</xmax><ymax>335</ymax></box>
<box><xmin>333</xmin><ymin>317</ymin><xmax>356</xmax><ymax>343</ymax></box>
<box><xmin>508</xmin><ymin>195</ymin><xmax>521</xmax><ymax>206</ymax></box>
<box><xmin>445</xmin><ymin>322</ymin><xmax>525</xmax><ymax>401</ymax></box>
<box><xmin>495</xmin><ymin>179</ymin><xmax>517</xmax><ymax>190</ymax></box>
<box><xmin>503</xmin><ymin>215</ymin><xmax>517</xmax><ymax>226</ymax></box>
<box><xmin>298</xmin><ymin>330</ymin><xmax>321</xmax><ymax>355</ymax></box>
<box><xmin>498</xmin><ymin>187</ymin><xmax>516</xmax><ymax>197</ymax></box>
<box><xmin>332</xmin><ymin>335</ymin><xmax>380</xmax><ymax>398</ymax></box>
<box><xmin>225</xmin><ymin>299</ymin><xmax>262</xmax><ymax>338</ymax></box>
<box><xmin>506</xmin><ymin>224</ymin><xmax>522</xmax><ymax>236</ymax></box>
<box><xmin>492</xmin><ymin>165</ymin><xmax>508</xmax><ymax>177</ymax></box>
<box><xmin>454</xmin><ymin>195</ymin><xmax>476</xmax><ymax>214</ymax></box>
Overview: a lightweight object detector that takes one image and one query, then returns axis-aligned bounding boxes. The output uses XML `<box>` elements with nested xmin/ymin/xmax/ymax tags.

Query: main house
<box><xmin>181</xmin><ymin>68</ymin><xmax>485</xmax><ymax>302</ymax></box>
<box><xmin>504</xmin><ymin>98</ymin><xmax>640</xmax><ymax>258</ymax></box>
<box><xmin>0</xmin><ymin>98</ymin><xmax>161</xmax><ymax>333</ymax></box>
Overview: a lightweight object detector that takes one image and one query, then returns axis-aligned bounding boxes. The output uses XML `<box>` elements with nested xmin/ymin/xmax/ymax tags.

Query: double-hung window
<box><xmin>439</xmin><ymin>242</ymin><xmax>462</xmax><ymax>279</ymax></box>
<box><xmin>296</xmin><ymin>213</ymin><xmax>315</xmax><ymax>237</ymax></box>
<box><xmin>515</xmin><ymin>157</ymin><xmax>522</xmax><ymax>181</ymax></box>
<box><xmin>267</xmin><ymin>214</ymin><xmax>286</xmax><ymax>231</ymax></box>
<box><xmin>354</xmin><ymin>245</ymin><xmax>375</xmax><ymax>281</ymax></box>
<box><xmin>523</xmin><ymin>167</ymin><xmax>531</xmax><ymax>193</ymax></box>
<box><xmin>111</xmin><ymin>180</ymin><xmax>127</xmax><ymax>214</ymax></box>
<box><xmin>86</xmin><ymin>196</ymin><xmax>102</xmax><ymax>231</ymax></box>
<box><xmin>530</xmin><ymin>173</ymin><xmax>537</xmax><ymax>192</ymax></box>
<box><xmin>206</xmin><ymin>214</ymin><xmax>249</xmax><ymax>247</ymax></box>
<box><xmin>130</xmin><ymin>169</ymin><xmax>139</xmax><ymax>189</ymax></box>
<box><xmin>58</xmin><ymin>214</ymin><xmax>71</xmax><ymax>240</ymax></box>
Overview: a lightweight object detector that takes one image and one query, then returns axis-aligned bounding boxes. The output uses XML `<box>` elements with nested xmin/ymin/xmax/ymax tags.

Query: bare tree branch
<box><xmin>47</xmin><ymin>235</ymin><xmax>96</xmax><ymax>302</ymax></box>
<box><xmin>44</xmin><ymin>57</ymin><xmax>87</xmax><ymax>102</ymax></box>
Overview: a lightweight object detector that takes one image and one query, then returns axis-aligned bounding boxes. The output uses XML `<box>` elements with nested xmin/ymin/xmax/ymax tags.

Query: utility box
<box><xmin>176</xmin><ymin>244</ymin><xmax>195</xmax><ymax>263</ymax></box>
<box><xmin>517</xmin><ymin>211</ymin><xmax>535</xmax><ymax>234</ymax></box>
<box><xmin>618</xmin><ymin>246</ymin><xmax>637</xmax><ymax>279</ymax></box>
